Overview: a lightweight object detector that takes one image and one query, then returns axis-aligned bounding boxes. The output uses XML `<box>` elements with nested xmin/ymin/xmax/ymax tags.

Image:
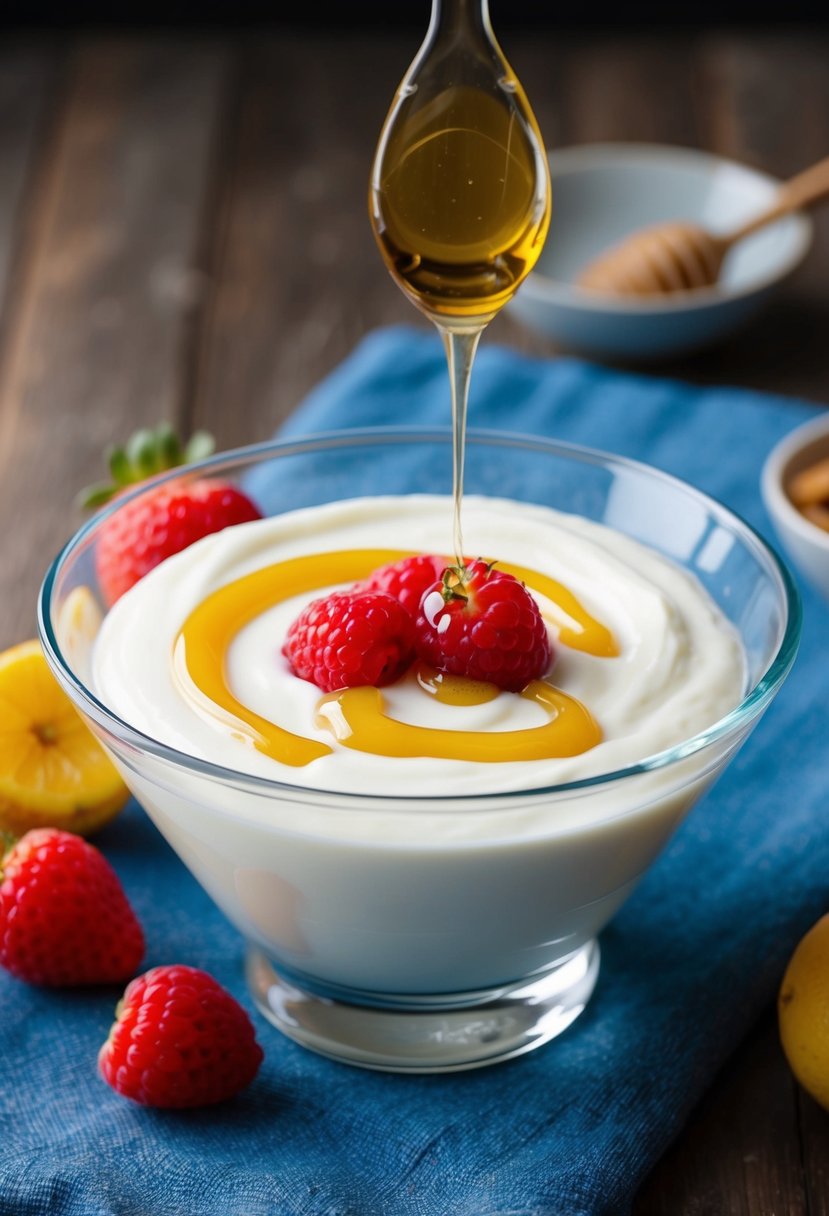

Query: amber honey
<box><xmin>172</xmin><ymin>548</ymin><xmax>615</xmax><ymax>768</ymax></box>
<box><xmin>370</xmin><ymin>82</ymin><xmax>550</xmax><ymax>325</ymax></box>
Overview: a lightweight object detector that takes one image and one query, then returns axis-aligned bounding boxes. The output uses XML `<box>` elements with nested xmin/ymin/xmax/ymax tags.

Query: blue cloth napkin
<box><xmin>3</xmin><ymin>326</ymin><xmax>828</xmax><ymax>1216</ymax></box>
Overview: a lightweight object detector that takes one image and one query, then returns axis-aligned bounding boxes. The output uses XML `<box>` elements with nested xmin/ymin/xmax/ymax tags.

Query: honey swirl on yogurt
<box><xmin>173</xmin><ymin>548</ymin><xmax>617</xmax><ymax>768</ymax></box>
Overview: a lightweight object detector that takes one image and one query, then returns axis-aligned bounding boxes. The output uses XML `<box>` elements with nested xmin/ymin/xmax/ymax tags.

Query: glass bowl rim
<box><xmin>38</xmin><ymin>425</ymin><xmax>802</xmax><ymax>807</ymax></box>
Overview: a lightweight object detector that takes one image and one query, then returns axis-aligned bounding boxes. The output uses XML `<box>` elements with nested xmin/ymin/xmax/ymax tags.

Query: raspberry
<box><xmin>0</xmin><ymin>829</ymin><xmax>144</xmax><ymax>987</ymax></box>
<box><xmin>283</xmin><ymin>590</ymin><xmax>415</xmax><ymax>692</ymax></box>
<box><xmin>360</xmin><ymin>554</ymin><xmax>449</xmax><ymax>618</ymax></box>
<box><xmin>98</xmin><ymin>964</ymin><xmax>264</xmax><ymax>1108</ymax></box>
<box><xmin>414</xmin><ymin>560</ymin><xmax>552</xmax><ymax>692</ymax></box>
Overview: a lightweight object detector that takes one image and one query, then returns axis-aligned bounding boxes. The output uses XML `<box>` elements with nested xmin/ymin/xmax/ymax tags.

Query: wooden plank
<box><xmin>666</xmin><ymin>32</ymin><xmax>829</xmax><ymax>402</ymax></box>
<box><xmin>696</xmin><ymin>33</ymin><xmax>829</xmax><ymax>185</ymax></box>
<box><xmin>0</xmin><ymin>46</ymin><xmax>58</xmax><ymax>351</ymax></box>
<box><xmin>556</xmin><ymin>34</ymin><xmax>700</xmax><ymax>148</ymax></box>
<box><xmin>634</xmin><ymin>1010</ymin><xmax>808</xmax><ymax>1215</ymax></box>
<box><xmin>799</xmin><ymin>1086</ymin><xmax>829</xmax><ymax>1215</ymax></box>
<box><xmin>189</xmin><ymin>33</ymin><xmax>418</xmax><ymax>447</ymax></box>
<box><xmin>0</xmin><ymin>38</ymin><xmax>228</xmax><ymax>649</ymax></box>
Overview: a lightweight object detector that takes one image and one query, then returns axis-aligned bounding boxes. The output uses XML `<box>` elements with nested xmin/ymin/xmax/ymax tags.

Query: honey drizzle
<box><xmin>173</xmin><ymin>547</ymin><xmax>617</xmax><ymax>768</ymax></box>
<box><xmin>316</xmin><ymin>682</ymin><xmax>602</xmax><ymax>763</ymax></box>
<box><xmin>499</xmin><ymin>561</ymin><xmax>619</xmax><ymax>658</ymax></box>
<box><xmin>416</xmin><ymin>663</ymin><xmax>500</xmax><ymax>705</ymax></box>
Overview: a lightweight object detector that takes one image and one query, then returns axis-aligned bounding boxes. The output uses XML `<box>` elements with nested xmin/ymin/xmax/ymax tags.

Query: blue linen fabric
<box><xmin>3</xmin><ymin>325</ymin><xmax>828</xmax><ymax>1216</ymax></box>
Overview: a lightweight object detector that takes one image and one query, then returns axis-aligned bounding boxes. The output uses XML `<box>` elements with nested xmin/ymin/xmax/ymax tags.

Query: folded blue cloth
<box><xmin>3</xmin><ymin>326</ymin><xmax>828</xmax><ymax>1216</ymax></box>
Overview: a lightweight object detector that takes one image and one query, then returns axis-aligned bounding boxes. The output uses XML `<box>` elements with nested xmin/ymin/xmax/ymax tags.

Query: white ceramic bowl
<box><xmin>508</xmin><ymin>143</ymin><xmax>813</xmax><ymax>360</ymax></box>
<box><xmin>762</xmin><ymin>412</ymin><xmax>829</xmax><ymax>602</ymax></box>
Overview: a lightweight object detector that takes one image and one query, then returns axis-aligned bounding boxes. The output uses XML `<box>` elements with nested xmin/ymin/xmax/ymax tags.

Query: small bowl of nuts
<box><xmin>762</xmin><ymin>412</ymin><xmax>829</xmax><ymax>602</ymax></box>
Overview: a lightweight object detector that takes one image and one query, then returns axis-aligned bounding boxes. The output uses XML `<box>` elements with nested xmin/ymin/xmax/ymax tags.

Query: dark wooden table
<box><xmin>1</xmin><ymin>26</ymin><xmax>827</xmax><ymax>1214</ymax></box>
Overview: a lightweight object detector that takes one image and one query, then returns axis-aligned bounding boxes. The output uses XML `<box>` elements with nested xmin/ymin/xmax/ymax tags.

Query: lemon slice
<box><xmin>56</xmin><ymin>585</ymin><xmax>104</xmax><ymax>687</ymax></box>
<box><xmin>0</xmin><ymin>640</ymin><xmax>129</xmax><ymax>836</ymax></box>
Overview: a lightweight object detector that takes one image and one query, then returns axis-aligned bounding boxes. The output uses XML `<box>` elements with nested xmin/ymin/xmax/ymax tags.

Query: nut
<box><xmin>788</xmin><ymin>456</ymin><xmax>829</xmax><ymax>533</ymax></box>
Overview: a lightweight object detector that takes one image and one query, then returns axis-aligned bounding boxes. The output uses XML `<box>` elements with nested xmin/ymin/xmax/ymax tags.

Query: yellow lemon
<box><xmin>779</xmin><ymin>912</ymin><xmax>829</xmax><ymax>1110</ymax></box>
<box><xmin>0</xmin><ymin>640</ymin><xmax>129</xmax><ymax>836</ymax></box>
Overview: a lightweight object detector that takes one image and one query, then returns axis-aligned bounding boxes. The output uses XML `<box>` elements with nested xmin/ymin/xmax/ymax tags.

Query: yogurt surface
<box><xmin>92</xmin><ymin>494</ymin><xmax>746</xmax><ymax>797</ymax></box>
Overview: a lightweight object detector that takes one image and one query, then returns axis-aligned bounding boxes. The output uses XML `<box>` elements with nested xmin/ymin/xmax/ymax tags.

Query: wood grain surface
<box><xmin>0</xmin><ymin>27</ymin><xmax>827</xmax><ymax>1212</ymax></box>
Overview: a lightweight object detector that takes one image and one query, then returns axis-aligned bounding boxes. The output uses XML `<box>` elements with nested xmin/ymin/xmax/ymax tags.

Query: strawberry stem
<box><xmin>0</xmin><ymin>829</ymin><xmax>18</xmax><ymax>872</ymax></box>
<box><xmin>108</xmin><ymin>447</ymin><xmax>131</xmax><ymax>484</ymax></box>
<box><xmin>441</xmin><ymin>565</ymin><xmax>469</xmax><ymax>605</ymax></box>
<box><xmin>77</xmin><ymin>424</ymin><xmax>217</xmax><ymax>509</ymax></box>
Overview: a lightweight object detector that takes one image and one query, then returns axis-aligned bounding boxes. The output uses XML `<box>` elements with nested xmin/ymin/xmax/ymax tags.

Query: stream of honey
<box><xmin>368</xmin><ymin>5</ymin><xmax>551</xmax><ymax>564</ymax></box>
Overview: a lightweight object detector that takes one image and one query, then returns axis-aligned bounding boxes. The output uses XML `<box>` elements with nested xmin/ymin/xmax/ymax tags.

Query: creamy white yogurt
<box><xmin>89</xmin><ymin>494</ymin><xmax>749</xmax><ymax>996</ymax></box>
<box><xmin>93</xmin><ymin>495</ymin><xmax>745</xmax><ymax>797</ymax></box>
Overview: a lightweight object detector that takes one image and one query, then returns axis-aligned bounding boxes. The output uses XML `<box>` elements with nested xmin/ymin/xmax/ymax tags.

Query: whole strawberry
<box><xmin>0</xmin><ymin>829</ymin><xmax>144</xmax><ymax>986</ymax></box>
<box><xmin>360</xmin><ymin>553</ymin><xmax>449</xmax><ymax>618</ymax></box>
<box><xmin>99</xmin><ymin>965</ymin><xmax>264</xmax><ymax>1108</ymax></box>
<box><xmin>283</xmin><ymin>589</ymin><xmax>415</xmax><ymax>692</ymax></box>
<box><xmin>81</xmin><ymin>425</ymin><xmax>262</xmax><ymax>604</ymax></box>
<box><xmin>415</xmin><ymin>560</ymin><xmax>552</xmax><ymax>692</ymax></box>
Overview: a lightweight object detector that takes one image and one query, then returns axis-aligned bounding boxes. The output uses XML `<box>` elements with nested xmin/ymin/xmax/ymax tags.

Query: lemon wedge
<box><xmin>0</xmin><ymin>640</ymin><xmax>129</xmax><ymax>836</ymax></box>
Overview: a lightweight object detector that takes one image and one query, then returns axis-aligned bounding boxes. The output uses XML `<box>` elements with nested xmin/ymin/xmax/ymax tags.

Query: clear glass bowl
<box><xmin>38</xmin><ymin>429</ymin><xmax>800</xmax><ymax>1072</ymax></box>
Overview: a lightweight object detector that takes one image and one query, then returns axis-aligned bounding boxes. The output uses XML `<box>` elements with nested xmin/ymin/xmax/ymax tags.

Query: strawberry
<box><xmin>81</xmin><ymin>425</ymin><xmax>262</xmax><ymax>604</ymax></box>
<box><xmin>99</xmin><ymin>964</ymin><xmax>264</xmax><ymax>1108</ymax></box>
<box><xmin>414</xmin><ymin>559</ymin><xmax>552</xmax><ymax>692</ymax></box>
<box><xmin>0</xmin><ymin>828</ymin><xmax>144</xmax><ymax>986</ymax></box>
<box><xmin>283</xmin><ymin>589</ymin><xmax>415</xmax><ymax>692</ymax></box>
<box><xmin>360</xmin><ymin>553</ymin><xmax>449</xmax><ymax>618</ymax></box>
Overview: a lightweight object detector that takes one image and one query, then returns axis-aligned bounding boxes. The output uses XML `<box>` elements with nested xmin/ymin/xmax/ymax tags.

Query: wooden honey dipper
<box><xmin>577</xmin><ymin>154</ymin><xmax>829</xmax><ymax>297</ymax></box>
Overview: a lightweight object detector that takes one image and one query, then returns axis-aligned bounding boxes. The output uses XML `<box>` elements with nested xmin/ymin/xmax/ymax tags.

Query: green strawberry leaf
<box><xmin>78</xmin><ymin>482</ymin><xmax>118</xmax><ymax>509</ymax></box>
<box><xmin>107</xmin><ymin>446</ymin><xmax>131</xmax><ymax>486</ymax></box>
<box><xmin>126</xmin><ymin>429</ymin><xmax>158</xmax><ymax>479</ymax></box>
<box><xmin>184</xmin><ymin>431</ymin><xmax>215</xmax><ymax>463</ymax></box>
<box><xmin>81</xmin><ymin>425</ymin><xmax>218</xmax><ymax>511</ymax></box>
<box><xmin>155</xmin><ymin>423</ymin><xmax>182</xmax><ymax>470</ymax></box>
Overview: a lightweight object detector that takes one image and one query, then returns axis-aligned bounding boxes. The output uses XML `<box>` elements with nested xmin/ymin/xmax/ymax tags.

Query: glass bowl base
<box><xmin>245</xmin><ymin>939</ymin><xmax>600</xmax><ymax>1073</ymax></box>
